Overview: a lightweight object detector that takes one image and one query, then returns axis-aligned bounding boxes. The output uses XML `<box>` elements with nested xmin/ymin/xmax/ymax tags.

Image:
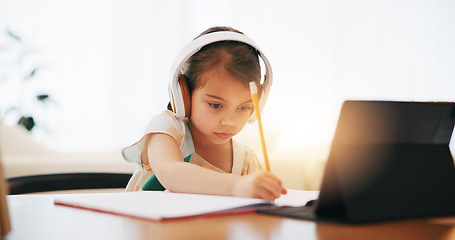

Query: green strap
<box><xmin>141</xmin><ymin>155</ymin><xmax>191</xmax><ymax>191</ymax></box>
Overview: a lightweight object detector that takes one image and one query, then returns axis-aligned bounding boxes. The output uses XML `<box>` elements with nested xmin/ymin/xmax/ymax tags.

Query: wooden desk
<box><xmin>4</xmin><ymin>194</ymin><xmax>455</xmax><ymax>240</ymax></box>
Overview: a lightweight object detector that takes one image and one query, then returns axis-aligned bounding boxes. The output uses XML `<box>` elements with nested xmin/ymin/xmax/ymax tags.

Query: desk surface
<box><xmin>3</xmin><ymin>194</ymin><xmax>455</xmax><ymax>240</ymax></box>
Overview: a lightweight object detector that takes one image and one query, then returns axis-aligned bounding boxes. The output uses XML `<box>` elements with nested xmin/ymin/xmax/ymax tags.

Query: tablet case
<box><xmin>259</xmin><ymin>101</ymin><xmax>455</xmax><ymax>223</ymax></box>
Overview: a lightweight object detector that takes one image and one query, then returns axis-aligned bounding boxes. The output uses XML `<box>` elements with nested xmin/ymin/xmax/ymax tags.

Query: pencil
<box><xmin>249</xmin><ymin>82</ymin><xmax>271</xmax><ymax>172</ymax></box>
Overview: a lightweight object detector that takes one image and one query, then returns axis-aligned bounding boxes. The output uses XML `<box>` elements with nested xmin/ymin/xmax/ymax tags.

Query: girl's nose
<box><xmin>220</xmin><ymin>112</ymin><xmax>236</xmax><ymax>126</ymax></box>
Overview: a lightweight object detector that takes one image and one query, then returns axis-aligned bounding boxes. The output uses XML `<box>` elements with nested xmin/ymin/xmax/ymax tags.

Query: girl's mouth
<box><xmin>215</xmin><ymin>132</ymin><xmax>233</xmax><ymax>140</ymax></box>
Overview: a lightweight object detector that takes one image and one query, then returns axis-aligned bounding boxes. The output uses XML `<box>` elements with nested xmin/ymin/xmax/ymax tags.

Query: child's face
<box><xmin>189</xmin><ymin>68</ymin><xmax>253</xmax><ymax>145</ymax></box>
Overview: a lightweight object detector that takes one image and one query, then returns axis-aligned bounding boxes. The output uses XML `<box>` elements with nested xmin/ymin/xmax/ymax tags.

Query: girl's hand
<box><xmin>232</xmin><ymin>171</ymin><xmax>287</xmax><ymax>201</ymax></box>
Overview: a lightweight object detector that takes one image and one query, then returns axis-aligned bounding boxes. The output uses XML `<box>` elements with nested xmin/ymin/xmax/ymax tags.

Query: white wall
<box><xmin>0</xmin><ymin>0</ymin><xmax>454</xmax><ymax>154</ymax></box>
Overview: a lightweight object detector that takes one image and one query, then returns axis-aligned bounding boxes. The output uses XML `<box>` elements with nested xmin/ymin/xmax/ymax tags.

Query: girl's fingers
<box><xmin>255</xmin><ymin>172</ymin><xmax>284</xmax><ymax>200</ymax></box>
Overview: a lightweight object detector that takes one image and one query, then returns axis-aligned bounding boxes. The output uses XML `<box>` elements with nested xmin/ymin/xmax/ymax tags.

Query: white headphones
<box><xmin>168</xmin><ymin>31</ymin><xmax>273</xmax><ymax>123</ymax></box>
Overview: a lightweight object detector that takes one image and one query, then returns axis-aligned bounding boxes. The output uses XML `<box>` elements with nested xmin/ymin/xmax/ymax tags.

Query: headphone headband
<box><xmin>168</xmin><ymin>31</ymin><xmax>273</xmax><ymax>123</ymax></box>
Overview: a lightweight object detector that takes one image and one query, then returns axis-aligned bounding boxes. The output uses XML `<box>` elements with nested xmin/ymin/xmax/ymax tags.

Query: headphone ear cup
<box><xmin>178</xmin><ymin>73</ymin><xmax>191</xmax><ymax>118</ymax></box>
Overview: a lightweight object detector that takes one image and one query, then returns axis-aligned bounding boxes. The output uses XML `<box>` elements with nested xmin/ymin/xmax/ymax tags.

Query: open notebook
<box><xmin>54</xmin><ymin>189</ymin><xmax>318</xmax><ymax>221</ymax></box>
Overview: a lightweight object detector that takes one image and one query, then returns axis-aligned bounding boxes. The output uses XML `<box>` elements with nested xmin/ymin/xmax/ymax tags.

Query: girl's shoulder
<box><xmin>122</xmin><ymin>110</ymin><xmax>188</xmax><ymax>164</ymax></box>
<box><xmin>145</xmin><ymin>110</ymin><xmax>187</xmax><ymax>139</ymax></box>
<box><xmin>148</xmin><ymin>110</ymin><xmax>183</xmax><ymax>127</ymax></box>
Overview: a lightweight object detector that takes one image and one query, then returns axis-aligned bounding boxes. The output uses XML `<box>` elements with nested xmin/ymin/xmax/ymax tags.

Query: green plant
<box><xmin>0</xmin><ymin>29</ymin><xmax>51</xmax><ymax>131</ymax></box>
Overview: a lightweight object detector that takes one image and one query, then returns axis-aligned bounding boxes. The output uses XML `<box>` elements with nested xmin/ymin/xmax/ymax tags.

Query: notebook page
<box><xmin>55</xmin><ymin>191</ymin><xmax>270</xmax><ymax>220</ymax></box>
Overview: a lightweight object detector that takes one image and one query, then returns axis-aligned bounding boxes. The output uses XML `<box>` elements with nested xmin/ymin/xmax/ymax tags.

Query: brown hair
<box><xmin>182</xmin><ymin>26</ymin><xmax>261</xmax><ymax>94</ymax></box>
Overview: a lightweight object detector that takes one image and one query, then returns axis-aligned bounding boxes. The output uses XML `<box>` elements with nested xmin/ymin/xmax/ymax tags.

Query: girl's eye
<box><xmin>209</xmin><ymin>103</ymin><xmax>223</xmax><ymax>109</ymax></box>
<box><xmin>239</xmin><ymin>106</ymin><xmax>252</xmax><ymax>111</ymax></box>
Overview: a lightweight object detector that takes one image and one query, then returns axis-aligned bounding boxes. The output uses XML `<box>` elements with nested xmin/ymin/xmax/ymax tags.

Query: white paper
<box><xmin>54</xmin><ymin>189</ymin><xmax>319</xmax><ymax>220</ymax></box>
<box><xmin>274</xmin><ymin>189</ymin><xmax>319</xmax><ymax>207</ymax></box>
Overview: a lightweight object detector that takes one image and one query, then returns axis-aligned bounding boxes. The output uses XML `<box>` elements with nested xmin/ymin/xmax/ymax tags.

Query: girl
<box><xmin>122</xmin><ymin>26</ymin><xmax>286</xmax><ymax>200</ymax></box>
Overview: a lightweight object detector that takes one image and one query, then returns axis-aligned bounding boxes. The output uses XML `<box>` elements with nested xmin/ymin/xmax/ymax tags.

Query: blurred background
<box><xmin>1</xmin><ymin>0</ymin><xmax>454</xmax><ymax>189</ymax></box>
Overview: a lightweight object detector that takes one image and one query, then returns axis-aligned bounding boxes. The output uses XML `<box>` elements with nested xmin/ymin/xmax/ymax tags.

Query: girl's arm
<box><xmin>145</xmin><ymin>133</ymin><xmax>285</xmax><ymax>200</ymax></box>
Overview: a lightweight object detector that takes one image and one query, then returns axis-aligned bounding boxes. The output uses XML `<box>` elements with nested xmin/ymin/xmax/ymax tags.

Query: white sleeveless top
<box><xmin>122</xmin><ymin>110</ymin><xmax>263</xmax><ymax>191</ymax></box>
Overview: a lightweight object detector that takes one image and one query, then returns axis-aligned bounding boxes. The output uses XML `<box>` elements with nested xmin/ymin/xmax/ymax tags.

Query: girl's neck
<box><xmin>187</xmin><ymin>120</ymin><xmax>233</xmax><ymax>172</ymax></box>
